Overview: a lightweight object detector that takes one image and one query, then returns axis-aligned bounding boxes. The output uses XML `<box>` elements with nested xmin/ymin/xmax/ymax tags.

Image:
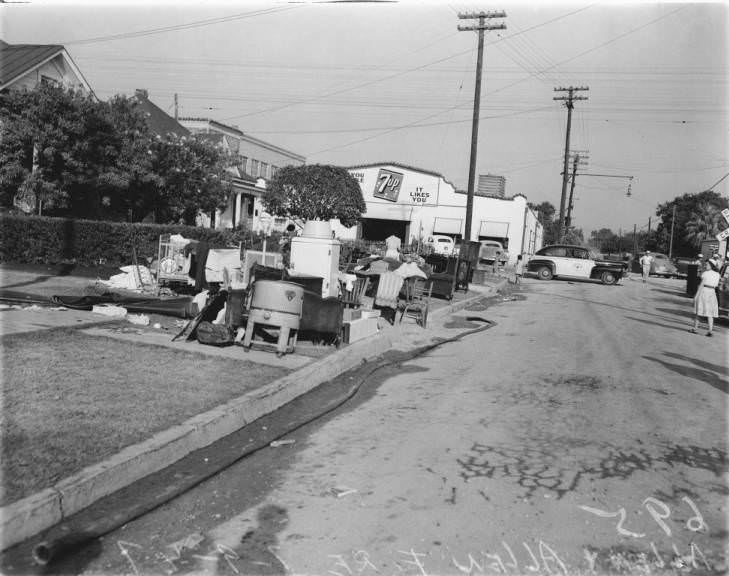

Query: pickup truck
<box><xmin>478</xmin><ymin>240</ymin><xmax>508</xmax><ymax>267</ymax></box>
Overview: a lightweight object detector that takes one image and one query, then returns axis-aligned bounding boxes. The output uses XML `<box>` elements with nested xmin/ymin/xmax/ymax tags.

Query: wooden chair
<box><xmin>399</xmin><ymin>278</ymin><xmax>433</xmax><ymax>328</ymax></box>
<box><xmin>339</xmin><ymin>276</ymin><xmax>370</xmax><ymax>308</ymax></box>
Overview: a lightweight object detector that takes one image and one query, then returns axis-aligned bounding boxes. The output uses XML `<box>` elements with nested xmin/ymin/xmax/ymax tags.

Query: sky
<box><xmin>2</xmin><ymin>0</ymin><xmax>727</xmax><ymax>237</ymax></box>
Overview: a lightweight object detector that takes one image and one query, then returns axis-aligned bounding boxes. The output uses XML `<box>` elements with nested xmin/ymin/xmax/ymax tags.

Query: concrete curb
<box><xmin>0</xmin><ymin>280</ymin><xmax>507</xmax><ymax>551</ymax></box>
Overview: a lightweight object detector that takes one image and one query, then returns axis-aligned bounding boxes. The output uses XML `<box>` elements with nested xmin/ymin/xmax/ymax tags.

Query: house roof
<box><xmin>179</xmin><ymin>117</ymin><xmax>246</xmax><ymax>138</ymax></box>
<box><xmin>179</xmin><ymin>116</ymin><xmax>306</xmax><ymax>163</ymax></box>
<box><xmin>132</xmin><ymin>89</ymin><xmax>190</xmax><ymax>138</ymax></box>
<box><xmin>0</xmin><ymin>40</ymin><xmax>93</xmax><ymax>93</ymax></box>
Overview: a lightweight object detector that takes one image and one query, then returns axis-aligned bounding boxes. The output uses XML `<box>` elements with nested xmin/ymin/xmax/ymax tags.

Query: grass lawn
<box><xmin>0</xmin><ymin>326</ymin><xmax>291</xmax><ymax>506</ymax></box>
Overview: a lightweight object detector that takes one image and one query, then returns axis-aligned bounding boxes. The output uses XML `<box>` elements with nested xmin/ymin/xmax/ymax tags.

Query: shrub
<box><xmin>0</xmin><ymin>213</ymin><xmax>285</xmax><ymax>268</ymax></box>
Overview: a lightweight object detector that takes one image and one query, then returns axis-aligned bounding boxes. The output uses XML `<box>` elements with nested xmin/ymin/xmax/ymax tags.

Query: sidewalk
<box><xmin>0</xmin><ymin>264</ymin><xmax>509</xmax><ymax>551</ymax></box>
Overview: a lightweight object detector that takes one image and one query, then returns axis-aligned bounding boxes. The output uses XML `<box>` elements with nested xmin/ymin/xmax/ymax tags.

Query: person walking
<box><xmin>514</xmin><ymin>253</ymin><xmax>524</xmax><ymax>284</ymax></box>
<box><xmin>690</xmin><ymin>259</ymin><xmax>721</xmax><ymax>337</ymax></box>
<box><xmin>639</xmin><ymin>251</ymin><xmax>654</xmax><ymax>283</ymax></box>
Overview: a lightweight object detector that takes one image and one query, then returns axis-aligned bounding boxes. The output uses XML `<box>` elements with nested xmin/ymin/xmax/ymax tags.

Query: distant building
<box><xmin>179</xmin><ymin>117</ymin><xmax>306</xmax><ymax>231</ymax></box>
<box><xmin>477</xmin><ymin>174</ymin><xmax>506</xmax><ymax>198</ymax></box>
<box><xmin>0</xmin><ymin>40</ymin><xmax>93</xmax><ymax>94</ymax></box>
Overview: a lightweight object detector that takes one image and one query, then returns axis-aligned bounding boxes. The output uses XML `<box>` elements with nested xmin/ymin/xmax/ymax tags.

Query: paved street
<box><xmin>9</xmin><ymin>275</ymin><xmax>728</xmax><ymax>575</ymax></box>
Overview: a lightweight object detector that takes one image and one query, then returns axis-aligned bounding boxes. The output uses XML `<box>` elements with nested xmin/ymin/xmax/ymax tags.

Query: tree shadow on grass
<box><xmin>643</xmin><ymin>355</ymin><xmax>729</xmax><ymax>394</ymax></box>
<box><xmin>0</xmin><ymin>263</ymin><xmax>79</xmax><ymax>291</ymax></box>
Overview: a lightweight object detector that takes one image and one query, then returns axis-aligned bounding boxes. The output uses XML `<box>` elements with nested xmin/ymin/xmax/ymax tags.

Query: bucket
<box><xmin>302</xmin><ymin>220</ymin><xmax>332</xmax><ymax>239</ymax></box>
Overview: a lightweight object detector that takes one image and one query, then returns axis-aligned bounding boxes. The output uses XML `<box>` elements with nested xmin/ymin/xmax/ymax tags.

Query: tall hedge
<box><xmin>0</xmin><ymin>213</ymin><xmax>278</xmax><ymax>268</ymax></box>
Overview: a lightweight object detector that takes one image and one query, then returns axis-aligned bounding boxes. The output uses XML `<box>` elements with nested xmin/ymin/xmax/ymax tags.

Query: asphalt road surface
<box><xmin>10</xmin><ymin>274</ymin><xmax>729</xmax><ymax>575</ymax></box>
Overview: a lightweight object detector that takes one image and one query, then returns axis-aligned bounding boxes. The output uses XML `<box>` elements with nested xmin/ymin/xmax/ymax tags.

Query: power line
<box><xmin>220</xmin><ymin>4</ymin><xmax>593</xmax><ymax>123</ymax></box>
<box><xmin>307</xmin><ymin>102</ymin><xmax>548</xmax><ymax>157</ymax></box>
<box><xmin>220</xmin><ymin>45</ymin><xmax>479</xmax><ymax>122</ymax></box>
<box><xmin>707</xmin><ymin>171</ymin><xmax>729</xmax><ymax>191</ymax></box>
<box><xmin>57</xmin><ymin>6</ymin><xmax>301</xmax><ymax>45</ymax></box>
<box><xmin>481</xmin><ymin>5</ymin><xmax>686</xmax><ymax>100</ymax></box>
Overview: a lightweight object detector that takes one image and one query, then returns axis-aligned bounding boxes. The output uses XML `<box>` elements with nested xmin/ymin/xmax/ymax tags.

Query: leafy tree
<box><xmin>563</xmin><ymin>227</ymin><xmax>584</xmax><ymax>246</ymax></box>
<box><xmin>528</xmin><ymin>201</ymin><xmax>560</xmax><ymax>244</ymax></box>
<box><xmin>98</xmin><ymin>95</ymin><xmax>159</xmax><ymax>221</ymax></box>
<box><xmin>0</xmin><ymin>83</ymin><xmax>122</xmax><ymax>216</ymax></box>
<box><xmin>264</xmin><ymin>164</ymin><xmax>366</xmax><ymax>227</ymax></box>
<box><xmin>588</xmin><ymin>228</ymin><xmax>640</xmax><ymax>254</ymax></box>
<box><xmin>654</xmin><ymin>190</ymin><xmax>728</xmax><ymax>256</ymax></box>
<box><xmin>589</xmin><ymin>228</ymin><xmax>615</xmax><ymax>252</ymax></box>
<box><xmin>684</xmin><ymin>202</ymin><xmax>724</xmax><ymax>248</ymax></box>
<box><xmin>149</xmin><ymin>134</ymin><xmax>233</xmax><ymax>225</ymax></box>
<box><xmin>0</xmin><ymin>84</ymin><xmax>233</xmax><ymax>224</ymax></box>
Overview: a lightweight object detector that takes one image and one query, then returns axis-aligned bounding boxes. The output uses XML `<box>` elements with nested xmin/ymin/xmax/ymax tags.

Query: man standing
<box><xmin>639</xmin><ymin>251</ymin><xmax>654</xmax><ymax>283</ymax></box>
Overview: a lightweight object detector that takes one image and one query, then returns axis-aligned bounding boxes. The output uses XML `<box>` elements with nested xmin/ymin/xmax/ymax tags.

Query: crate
<box><xmin>157</xmin><ymin>234</ymin><xmax>192</xmax><ymax>285</ymax></box>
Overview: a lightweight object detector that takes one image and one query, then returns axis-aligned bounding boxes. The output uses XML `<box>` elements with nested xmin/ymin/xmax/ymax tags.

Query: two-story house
<box><xmin>179</xmin><ymin>117</ymin><xmax>306</xmax><ymax>232</ymax></box>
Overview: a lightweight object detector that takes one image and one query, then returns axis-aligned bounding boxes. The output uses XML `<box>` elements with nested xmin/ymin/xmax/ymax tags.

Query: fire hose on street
<box><xmin>30</xmin><ymin>314</ymin><xmax>496</xmax><ymax>567</ymax></box>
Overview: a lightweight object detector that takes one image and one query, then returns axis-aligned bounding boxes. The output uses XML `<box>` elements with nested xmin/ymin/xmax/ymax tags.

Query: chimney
<box><xmin>135</xmin><ymin>88</ymin><xmax>148</xmax><ymax>99</ymax></box>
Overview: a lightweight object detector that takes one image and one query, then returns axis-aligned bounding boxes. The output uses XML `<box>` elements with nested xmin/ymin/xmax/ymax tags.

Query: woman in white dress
<box><xmin>690</xmin><ymin>259</ymin><xmax>721</xmax><ymax>337</ymax></box>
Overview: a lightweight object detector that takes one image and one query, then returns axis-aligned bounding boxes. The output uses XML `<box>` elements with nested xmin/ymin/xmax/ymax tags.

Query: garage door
<box><xmin>433</xmin><ymin>218</ymin><xmax>462</xmax><ymax>235</ymax></box>
<box><xmin>479</xmin><ymin>221</ymin><xmax>509</xmax><ymax>237</ymax></box>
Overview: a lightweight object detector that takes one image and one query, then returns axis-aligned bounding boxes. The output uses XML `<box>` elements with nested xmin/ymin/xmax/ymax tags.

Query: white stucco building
<box><xmin>331</xmin><ymin>162</ymin><xmax>542</xmax><ymax>264</ymax></box>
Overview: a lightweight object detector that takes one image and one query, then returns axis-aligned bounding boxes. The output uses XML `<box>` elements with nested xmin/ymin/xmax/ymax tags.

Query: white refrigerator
<box><xmin>289</xmin><ymin>236</ymin><xmax>341</xmax><ymax>298</ymax></box>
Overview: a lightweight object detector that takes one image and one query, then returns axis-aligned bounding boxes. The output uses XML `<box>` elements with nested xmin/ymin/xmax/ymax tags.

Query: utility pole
<box><xmin>633</xmin><ymin>223</ymin><xmax>637</xmax><ymax>256</ymax></box>
<box><xmin>669</xmin><ymin>204</ymin><xmax>676</xmax><ymax>259</ymax></box>
<box><xmin>565</xmin><ymin>157</ymin><xmax>579</xmax><ymax>232</ymax></box>
<box><xmin>554</xmin><ymin>86</ymin><xmax>589</xmax><ymax>241</ymax></box>
<box><xmin>619</xmin><ymin>227</ymin><xmax>622</xmax><ymax>254</ymax></box>
<box><xmin>648</xmin><ymin>217</ymin><xmax>652</xmax><ymax>243</ymax></box>
<box><xmin>565</xmin><ymin>151</ymin><xmax>589</xmax><ymax>231</ymax></box>
<box><xmin>458</xmin><ymin>10</ymin><xmax>506</xmax><ymax>241</ymax></box>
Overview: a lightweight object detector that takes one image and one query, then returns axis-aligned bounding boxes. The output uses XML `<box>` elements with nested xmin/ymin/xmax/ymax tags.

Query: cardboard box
<box><xmin>342</xmin><ymin>317</ymin><xmax>379</xmax><ymax>344</ymax></box>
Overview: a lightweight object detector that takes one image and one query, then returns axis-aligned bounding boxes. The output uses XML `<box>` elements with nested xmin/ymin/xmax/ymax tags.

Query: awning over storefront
<box><xmin>479</xmin><ymin>220</ymin><xmax>509</xmax><ymax>237</ymax></box>
<box><xmin>433</xmin><ymin>217</ymin><xmax>462</xmax><ymax>235</ymax></box>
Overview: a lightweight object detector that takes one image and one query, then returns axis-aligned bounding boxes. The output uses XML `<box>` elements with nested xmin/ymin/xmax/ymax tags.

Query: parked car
<box><xmin>478</xmin><ymin>240</ymin><xmax>509</xmax><ymax>267</ymax></box>
<box><xmin>424</xmin><ymin>234</ymin><xmax>455</xmax><ymax>256</ymax></box>
<box><xmin>630</xmin><ymin>252</ymin><xmax>678</xmax><ymax>278</ymax></box>
<box><xmin>526</xmin><ymin>244</ymin><xmax>625</xmax><ymax>285</ymax></box>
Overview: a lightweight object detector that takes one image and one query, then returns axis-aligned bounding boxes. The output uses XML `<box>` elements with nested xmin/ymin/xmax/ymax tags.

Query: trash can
<box><xmin>686</xmin><ymin>264</ymin><xmax>700</xmax><ymax>296</ymax></box>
